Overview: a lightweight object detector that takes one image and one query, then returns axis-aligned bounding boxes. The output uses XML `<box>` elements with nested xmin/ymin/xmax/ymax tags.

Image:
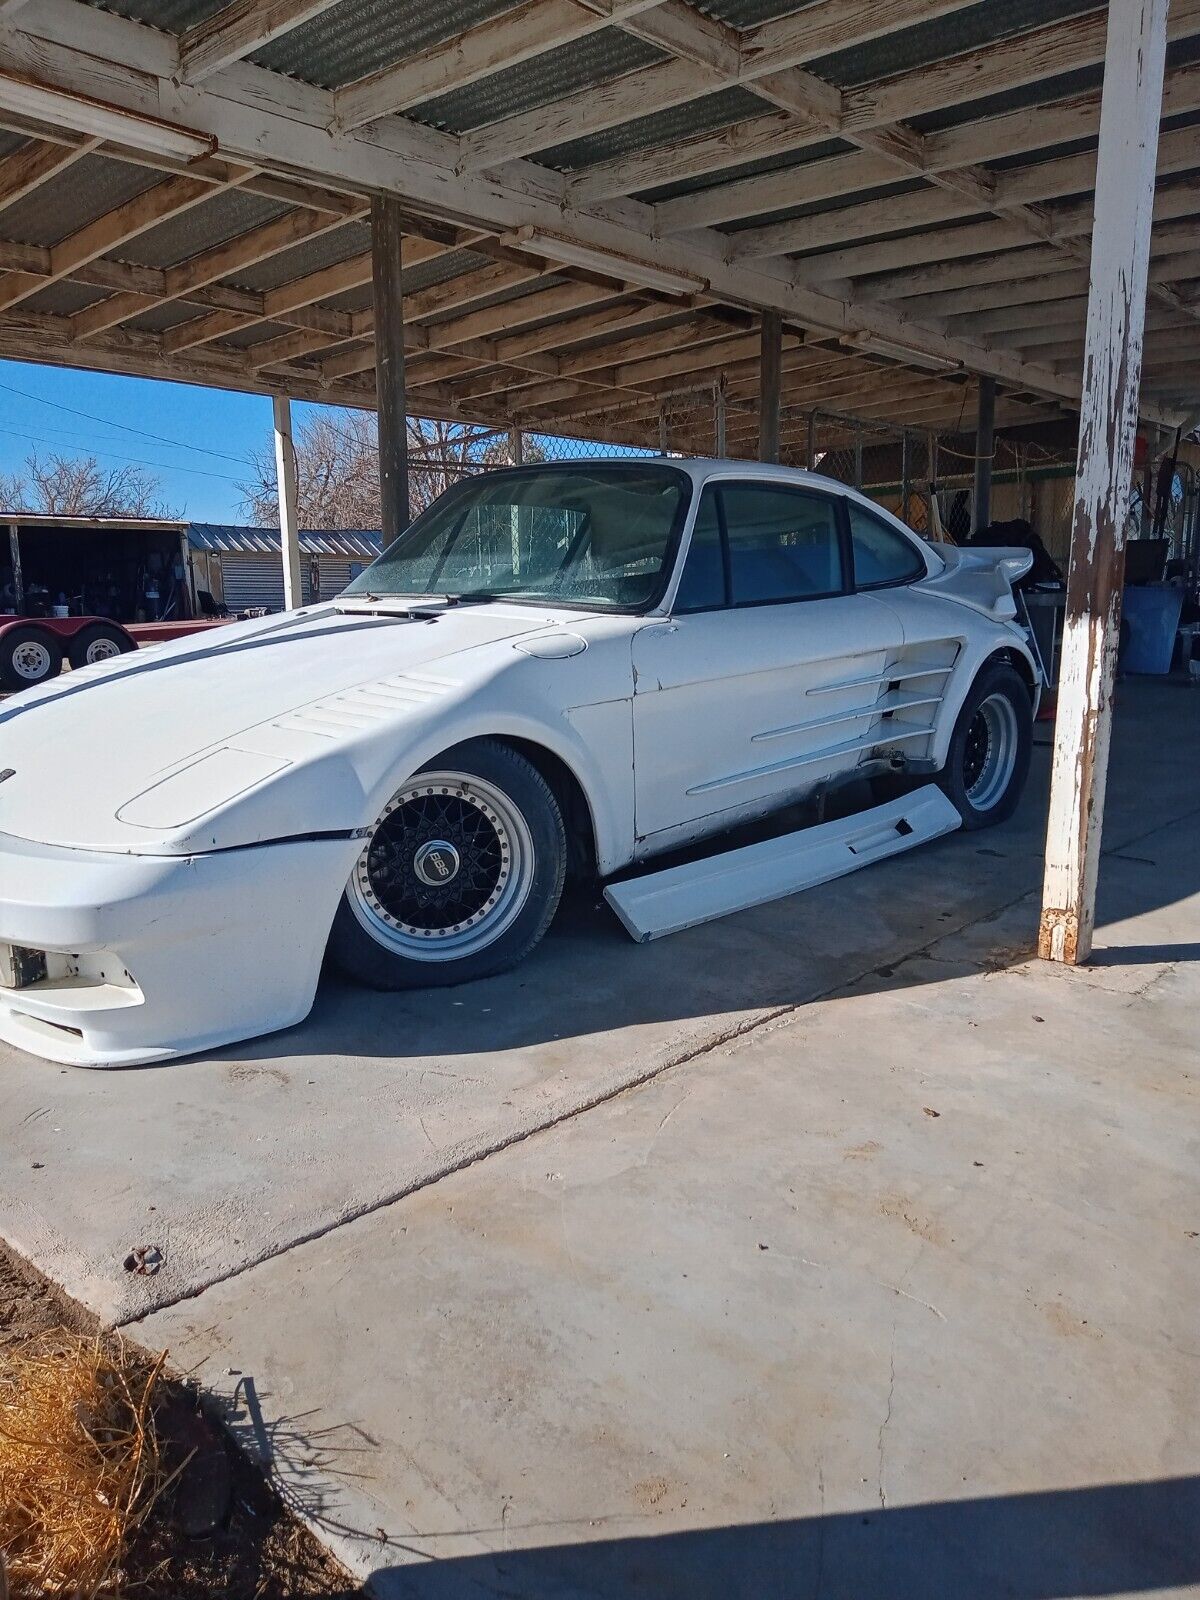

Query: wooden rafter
<box><xmin>0</xmin><ymin>0</ymin><xmax>1188</xmax><ymax>439</ymax></box>
<box><xmin>179</xmin><ymin>0</ymin><xmax>349</xmax><ymax>84</ymax></box>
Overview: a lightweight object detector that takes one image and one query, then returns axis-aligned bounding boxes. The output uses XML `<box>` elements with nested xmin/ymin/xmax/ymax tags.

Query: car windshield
<box><xmin>342</xmin><ymin>463</ymin><xmax>691</xmax><ymax>611</ymax></box>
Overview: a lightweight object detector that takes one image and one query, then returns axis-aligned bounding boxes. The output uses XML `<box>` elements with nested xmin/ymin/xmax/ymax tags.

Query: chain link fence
<box><xmin>407</xmin><ymin>408</ymin><xmax>1200</xmax><ymax>599</ymax></box>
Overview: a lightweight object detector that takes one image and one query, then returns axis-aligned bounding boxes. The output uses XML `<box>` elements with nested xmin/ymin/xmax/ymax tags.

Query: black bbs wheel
<box><xmin>329</xmin><ymin>738</ymin><xmax>566</xmax><ymax>989</ymax></box>
<box><xmin>938</xmin><ymin>661</ymin><xmax>1032</xmax><ymax>830</ymax></box>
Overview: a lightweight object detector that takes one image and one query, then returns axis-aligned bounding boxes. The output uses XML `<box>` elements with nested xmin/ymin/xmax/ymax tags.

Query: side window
<box><xmin>673</xmin><ymin>488</ymin><xmax>726</xmax><ymax>611</ymax></box>
<box><xmin>848</xmin><ymin>504</ymin><xmax>927</xmax><ymax>589</ymax></box>
<box><xmin>722</xmin><ymin>484</ymin><xmax>846</xmax><ymax>605</ymax></box>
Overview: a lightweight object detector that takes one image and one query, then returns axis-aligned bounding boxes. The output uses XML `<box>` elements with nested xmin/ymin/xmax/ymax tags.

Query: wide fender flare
<box><xmin>930</xmin><ymin>634</ymin><xmax>1041</xmax><ymax>769</ymax></box>
<box><xmin>347</xmin><ymin>690</ymin><xmax>634</xmax><ymax>879</ymax></box>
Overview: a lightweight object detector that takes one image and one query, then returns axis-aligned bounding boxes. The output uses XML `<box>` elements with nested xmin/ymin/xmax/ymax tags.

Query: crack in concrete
<box><xmin>116</xmin><ymin>799</ymin><xmax>1200</xmax><ymax>1332</ymax></box>
<box><xmin>877</xmin><ymin>1319</ymin><xmax>897</xmax><ymax>1510</ymax></box>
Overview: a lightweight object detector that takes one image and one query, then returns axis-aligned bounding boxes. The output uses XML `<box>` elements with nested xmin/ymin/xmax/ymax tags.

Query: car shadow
<box><xmin>191</xmin><ymin>677</ymin><xmax>1200</xmax><ymax>1070</ymax></box>
<box><xmin>222</xmin><ymin>808</ymin><xmax>1199</xmax><ymax>1073</ymax></box>
<box><xmin>322</xmin><ymin>1474</ymin><xmax>1200</xmax><ymax>1599</ymax></box>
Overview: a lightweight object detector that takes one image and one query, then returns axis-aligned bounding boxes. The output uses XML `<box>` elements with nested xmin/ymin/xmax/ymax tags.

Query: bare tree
<box><xmin>240</xmin><ymin>408</ymin><xmax>524</xmax><ymax>527</ymax></box>
<box><xmin>0</xmin><ymin>453</ymin><xmax>177</xmax><ymax>517</ymax></box>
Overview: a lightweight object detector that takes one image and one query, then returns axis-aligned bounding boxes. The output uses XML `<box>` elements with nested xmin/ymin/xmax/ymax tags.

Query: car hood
<box><xmin>0</xmin><ymin>602</ymin><xmax>571</xmax><ymax>853</ymax></box>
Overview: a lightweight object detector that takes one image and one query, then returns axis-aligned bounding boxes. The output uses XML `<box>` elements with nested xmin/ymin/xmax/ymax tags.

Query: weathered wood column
<box><xmin>371</xmin><ymin>195</ymin><xmax>409</xmax><ymax>540</ymax></box>
<box><xmin>272</xmin><ymin>395</ymin><xmax>302</xmax><ymax>609</ymax></box>
<box><xmin>973</xmin><ymin>375</ymin><xmax>995</xmax><ymax>531</ymax></box>
<box><xmin>759</xmin><ymin>310</ymin><xmax>782</xmax><ymax>463</ymax></box>
<box><xmin>1039</xmin><ymin>0</ymin><xmax>1168</xmax><ymax>966</ymax></box>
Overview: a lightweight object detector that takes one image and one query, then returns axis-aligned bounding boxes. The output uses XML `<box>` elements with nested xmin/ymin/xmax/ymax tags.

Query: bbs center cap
<box><xmin>413</xmin><ymin>839</ymin><xmax>461</xmax><ymax>887</ymax></box>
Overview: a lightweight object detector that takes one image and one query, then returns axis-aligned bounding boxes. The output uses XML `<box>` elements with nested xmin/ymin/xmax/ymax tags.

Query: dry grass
<box><xmin>0</xmin><ymin>1334</ymin><xmax>173</xmax><ymax>1598</ymax></box>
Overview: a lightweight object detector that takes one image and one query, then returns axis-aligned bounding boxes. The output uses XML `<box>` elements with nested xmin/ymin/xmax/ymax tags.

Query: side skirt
<box><xmin>604</xmin><ymin>785</ymin><xmax>962</xmax><ymax>943</ymax></box>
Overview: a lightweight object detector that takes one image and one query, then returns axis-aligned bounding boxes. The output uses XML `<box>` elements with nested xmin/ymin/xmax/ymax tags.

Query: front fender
<box><xmin>216</xmin><ymin>633</ymin><xmax>637</xmax><ymax>875</ymax></box>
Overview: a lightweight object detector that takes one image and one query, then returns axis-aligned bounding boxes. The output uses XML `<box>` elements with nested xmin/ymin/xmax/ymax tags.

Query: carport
<box><xmin>0</xmin><ymin>0</ymin><xmax>1192</xmax><ymax>956</ymax></box>
<box><xmin>0</xmin><ymin>6</ymin><xmax>1197</xmax><ymax>1591</ymax></box>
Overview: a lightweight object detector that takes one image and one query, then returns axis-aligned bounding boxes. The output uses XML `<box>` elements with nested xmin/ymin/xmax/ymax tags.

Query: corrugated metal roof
<box><xmin>252</xmin><ymin>0</ymin><xmax>518</xmax><ymax>90</ymax></box>
<box><xmin>808</xmin><ymin>0</ymin><xmax>1103</xmax><ymax>91</ymax></box>
<box><xmin>120</xmin><ymin>190</ymin><xmax>292</xmax><ymax>271</ymax></box>
<box><xmin>0</xmin><ymin>154</ymin><xmax>160</xmax><ymax>248</ymax></box>
<box><xmin>215</xmin><ymin>319</ymin><xmax>295</xmax><ymax>348</ymax></box>
<box><xmin>538</xmin><ymin>85</ymin><xmax>767</xmax><ymax>173</ymax></box>
<box><xmin>85</xmin><ymin>0</ymin><xmax>225</xmax><ymax>30</ymax></box>
<box><xmin>419</xmin><ymin>272</ymin><xmax>566</xmax><ymax>328</ymax></box>
<box><xmin>720</xmin><ymin>174</ymin><xmax>931</xmax><ymax>235</ymax></box>
<box><xmin>403</xmin><ymin>247</ymin><xmax>491</xmax><ymax>298</ymax></box>
<box><xmin>636</xmin><ymin>137</ymin><xmax>851</xmax><ymax>205</ymax></box>
<box><xmin>21</xmin><ymin>281</ymin><xmax>108</xmax><ymax>316</ymax></box>
<box><xmin>189</xmin><ymin>524</ymin><xmax>382</xmax><ymax>559</ymax></box>
<box><xmin>223</xmin><ymin>221</ymin><xmax>372</xmax><ymax>292</ymax></box>
<box><xmin>695</xmin><ymin>0</ymin><xmax>821</xmax><ymax>25</ymax></box>
<box><xmin>410</xmin><ymin>32</ymin><xmax>662</xmax><ymax>136</ymax></box>
<box><xmin>125</xmin><ymin>301</ymin><xmax>214</xmax><ymax>335</ymax></box>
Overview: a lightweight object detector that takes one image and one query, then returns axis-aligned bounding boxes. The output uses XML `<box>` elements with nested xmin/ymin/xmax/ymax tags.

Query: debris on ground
<box><xmin>122</xmin><ymin>1244</ymin><xmax>163</xmax><ymax>1276</ymax></box>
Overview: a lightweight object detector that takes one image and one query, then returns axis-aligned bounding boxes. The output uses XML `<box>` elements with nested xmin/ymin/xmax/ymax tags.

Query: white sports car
<box><xmin>0</xmin><ymin>459</ymin><xmax>1039</xmax><ymax>1067</ymax></box>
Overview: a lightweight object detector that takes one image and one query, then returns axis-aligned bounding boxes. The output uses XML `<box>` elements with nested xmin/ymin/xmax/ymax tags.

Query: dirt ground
<box><xmin>0</xmin><ymin>1241</ymin><xmax>357</xmax><ymax>1598</ymax></box>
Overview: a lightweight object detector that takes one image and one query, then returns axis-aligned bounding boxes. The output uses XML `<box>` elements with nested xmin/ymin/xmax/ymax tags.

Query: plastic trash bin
<box><xmin>1121</xmin><ymin>584</ymin><xmax>1184</xmax><ymax>674</ymax></box>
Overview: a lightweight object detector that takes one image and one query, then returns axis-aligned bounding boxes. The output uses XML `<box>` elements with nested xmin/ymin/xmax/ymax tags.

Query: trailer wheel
<box><xmin>68</xmin><ymin>622</ymin><xmax>134</xmax><ymax>670</ymax></box>
<box><xmin>0</xmin><ymin>625</ymin><xmax>63</xmax><ymax>691</ymax></box>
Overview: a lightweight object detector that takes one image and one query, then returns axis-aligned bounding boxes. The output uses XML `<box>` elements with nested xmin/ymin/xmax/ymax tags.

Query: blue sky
<box><xmin>0</xmin><ymin>359</ymin><xmax>285</xmax><ymax>522</ymax></box>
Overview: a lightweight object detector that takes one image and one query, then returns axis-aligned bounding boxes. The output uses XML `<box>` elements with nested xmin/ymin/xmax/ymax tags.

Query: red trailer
<box><xmin>0</xmin><ymin>513</ymin><xmax>233</xmax><ymax>691</ymax></box>
<box><xmin>0</xmin><ymin>613</ymin><xmax>232</xmax><ymax>691</ymax></box>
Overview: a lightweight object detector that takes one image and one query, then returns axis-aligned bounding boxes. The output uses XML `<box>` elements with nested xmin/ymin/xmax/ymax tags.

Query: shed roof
<box><xmin>188</xmin><ymin>525</ymin><xmax>382</xmax><ymax>560</ymax></box>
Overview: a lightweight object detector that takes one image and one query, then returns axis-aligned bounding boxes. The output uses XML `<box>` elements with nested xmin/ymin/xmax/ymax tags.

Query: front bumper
<box><xmin>0</xmin><ymin>831</ymin><xmax>359</xmax><ymax>1067</ymax></box>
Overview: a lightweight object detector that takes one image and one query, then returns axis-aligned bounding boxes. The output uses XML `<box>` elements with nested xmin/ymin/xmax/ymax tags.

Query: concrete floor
<box><xmin>2</xmin><ymin>679</ymin><xmax>1198</xmax><ymax>1596</ymax></box>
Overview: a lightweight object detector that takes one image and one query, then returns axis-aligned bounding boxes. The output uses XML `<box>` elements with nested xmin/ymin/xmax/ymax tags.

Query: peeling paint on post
<box><xmin>1039</xmin><ymin>0</ymin><xmax>1168</xmax><ymax>966</ymax></box>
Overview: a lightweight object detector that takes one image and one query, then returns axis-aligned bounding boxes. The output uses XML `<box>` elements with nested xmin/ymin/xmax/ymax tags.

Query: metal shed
<box><xmin>187</xmin><ymin>523</ymin><xmax>381</xmax><ymax>609</ymax></box>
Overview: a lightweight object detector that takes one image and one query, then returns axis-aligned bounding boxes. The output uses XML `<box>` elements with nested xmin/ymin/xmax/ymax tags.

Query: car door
<box><xmin>631</xmin><ymin>479</ymin><xmax>905</xmax><ymax>840</ymax></box>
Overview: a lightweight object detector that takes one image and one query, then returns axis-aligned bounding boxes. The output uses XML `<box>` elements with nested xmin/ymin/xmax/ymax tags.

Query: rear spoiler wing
<box><xmin>921</xmin><ymin>544</ymin><xmax>1035</xmax><ymax>620</ymax></box>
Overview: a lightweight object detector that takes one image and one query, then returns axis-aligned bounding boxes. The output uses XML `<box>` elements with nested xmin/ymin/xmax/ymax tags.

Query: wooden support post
<box><xmin>8</xmin><ymin>522</ymin><xmax>22</xmax><ymax>611</ymax></box>
<box><xmin>272</xmin><ymin>395</ymin><xmax>302</xmax><ymax>610</ymax></box>
<box><xmin>1039</xmin><ymin>0</ymin><xmax>1168</xmax><ymax>967</ymax></box>
<box><xmin>853</xmin><ymin>432</ymin><xmax>864</xmax><ymax>491</ymax></box>
<box><xmin>715</xmin><ymin>377</ymin><xmax>727</xmax><ymax>457</ymax></box>
<box><xmin>901</xmin><ymin>430</ymin><xmax>911</xmax><ymax>523</ymax></box>
<box><xmin>807</xmin><ymin>410</ymin><xmax>818</xmax><ymax>471</ymax></box>
<box><xmin>973</xmin><ymin>374</ymin><xmax>996</xmax><ymax>531</ymax></box>
<box><xmin>371</xmin><ymin>195</ymin><xmax>409</xmax><ymax>540</ymax></box>
<box><xmin>759</xmin><ymin>310</ymin><xmax>782</xmax><ymax>464</ymax></box>
<box><xmin>508</xmin><ymin>427</ymin><xmax>524</xmax><ymax>466</ymax></box>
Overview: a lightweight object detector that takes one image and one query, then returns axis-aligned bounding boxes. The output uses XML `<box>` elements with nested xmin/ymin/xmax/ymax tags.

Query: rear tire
<box><xmin>0</xmin><ymin>625</ymin><xmax>62</xmax><ymax>691</ymax></box>
<box><xmin>329</xmin><ymin>738</ymin><xmax>566</xmax><ymax>990</ymax></box>
<box><xmin>937</xmin><ymin>661</ymin><xmax>1032</xmax><ymax>829</ymax></box>
<box><xmin>68</xmin><ymin>622</ymin><xmax>133</xmax><ymax>669</ymax></box>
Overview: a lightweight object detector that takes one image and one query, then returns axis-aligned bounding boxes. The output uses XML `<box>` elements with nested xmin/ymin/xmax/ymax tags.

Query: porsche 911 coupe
<box><xmin>0</xmin><ymin>459</ymin><xmax>1039</xmax><ymax>1066</ymax></box>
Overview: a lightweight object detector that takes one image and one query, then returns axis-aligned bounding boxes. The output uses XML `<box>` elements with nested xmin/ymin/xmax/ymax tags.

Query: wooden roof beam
<box><xmin>576</xmin><ymin>1</ymin><xmax>1200</xmax><ymax>202</ymax></box>
<box><xmin>333</xmin><ymin>0</ymin><xmax>665</xmax><ymax>131</ymax></box>
<box><xmin>179</xmin><ymin>0</ymin><xmax>349</xmax><ymax>85</ymax></box>
<box><xmin>0</xmin><ymin>165</ymin><xmax>255</xmax><ymax>313</ymax></box>
<box><xmin>2</xmin><ymin>0</ymin><xmax>1184</xmax><ymax>427</ymax></box>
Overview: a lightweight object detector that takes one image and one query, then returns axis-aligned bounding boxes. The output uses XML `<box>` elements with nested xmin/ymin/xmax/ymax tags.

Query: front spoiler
<box><xmin>0</xmin><ymin>831</ymin><xmax>359</xmax><ymax>1067</ymax></box>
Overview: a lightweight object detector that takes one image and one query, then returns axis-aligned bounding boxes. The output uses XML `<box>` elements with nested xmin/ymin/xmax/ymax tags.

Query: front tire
<box><xmin>0</xmin><ymin>625</ymin><xmax>62</xmax><ymax>691</ymax></box>
<box><xmin>329</xmin><ymin>738</ymin><xmax>566</xmax><ymax>989</ymax></box>
<box><xmin>938</xmin><ymin>661</ymin><xmax>1032</xmax><ymax>829</ymax></box>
